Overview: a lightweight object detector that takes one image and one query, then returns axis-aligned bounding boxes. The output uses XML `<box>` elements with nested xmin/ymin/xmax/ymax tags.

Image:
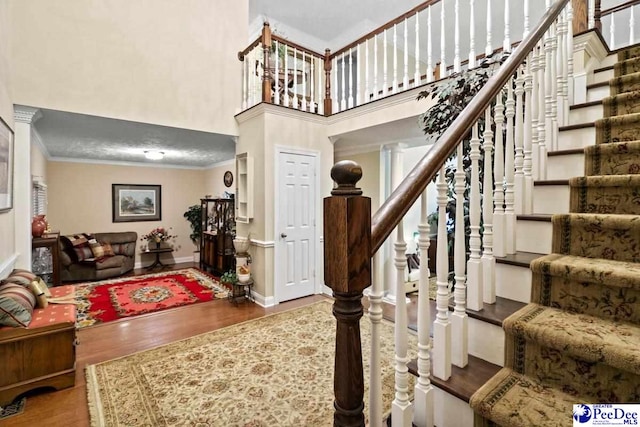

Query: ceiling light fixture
<box><xmin>144</xmin><ymin>150</ymin><xmax>164</xmax><ymax>160</ymax></box>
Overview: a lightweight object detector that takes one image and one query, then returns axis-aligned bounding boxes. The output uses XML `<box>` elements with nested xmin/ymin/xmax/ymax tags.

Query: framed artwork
<box><xmin>112</xmin><ymin>184</ymin><xmax>162</xmax><ymax>222</ymax></box>
<box><xmin>0</xmin><ymin>117</ymin><xmax>14</xmax><ymax>213</ymax></box>
<box><xmin>223</xmin><ymin>171</ymin><xmax>234</xmax><ymax>187</ymax></box>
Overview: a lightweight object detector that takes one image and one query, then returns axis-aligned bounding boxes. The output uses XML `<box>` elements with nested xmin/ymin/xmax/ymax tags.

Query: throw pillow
<box><xmin>2</xmin><ymin>269</ymin><xmax>38</xmax><ymax>287</ymax></box>
<box><xmin>88</xmin><ymin>238</ymin><xmax>105</xmax><ymax>259</ymax></box>
<box><xmin>0</xmin><ymin>283</ymin><xmax>36</xmax><ymax>327</ymax></box>
<box><xmin>28</xmin><ymin>278</ymin><xmax>49</xmax><ymax>309</ymax></box>
<box><xmin>100</xmin><ymin>242</ymin><xmax>116</xmax><ymax>257</ymax></box>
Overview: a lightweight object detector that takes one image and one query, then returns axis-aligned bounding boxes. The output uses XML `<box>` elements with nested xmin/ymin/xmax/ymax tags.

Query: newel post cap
<box><xmin>331</xmin><ymin>160</ymin><xmax>363</xmax><ymax>196</ymax></box>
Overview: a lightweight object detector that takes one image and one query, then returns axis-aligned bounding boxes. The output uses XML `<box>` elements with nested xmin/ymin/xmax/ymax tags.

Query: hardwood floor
<box><xmin>4</xmin><ymin>263</ymin><xmax>327</xmax><ymax>427</ymax></box>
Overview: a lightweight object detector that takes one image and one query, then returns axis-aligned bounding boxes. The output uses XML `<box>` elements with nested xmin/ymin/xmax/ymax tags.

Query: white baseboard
<box><xmin>135</xmin><ymin>255</ymin><xmax>194</xmax><ymax>270</ymax></box>
<box><xmin>0</xmin><ymin>253</ymin><xmax>19</xmax><ymax>278</ymax></box>
<box><xmin>252</xmin><ymin>290</ymin><xmax>276</xmax><ymax>307</ymax></box>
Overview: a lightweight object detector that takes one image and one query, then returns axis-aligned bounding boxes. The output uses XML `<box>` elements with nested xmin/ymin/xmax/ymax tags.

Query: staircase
<box><xmin>470</xmin><ymin>45</ymin><xmax>640</xmax><ymax>426</ymax></box>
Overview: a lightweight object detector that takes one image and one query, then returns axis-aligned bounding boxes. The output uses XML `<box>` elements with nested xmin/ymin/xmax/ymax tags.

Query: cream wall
<box><xmin>335</xmin><ymin>149</ymin><xmax>381</xmax><ymax>211</ymax></box>
<box><xmin>30</xmin><ymin>135</ymin><xmax>47</xmax><ymax>182</ymax></box>
<box><xmin>204</xmin><ymin>160</ymin><xmax>236</xmax><ymax>199</ymax></box>
<box><xmin>10</xmin><ymin>0</ymin><xmax>247</xmax><ymax>136</ymax></box>
<box><xmin>46</xmin><ymin>162</ymin><xmax>207</xmax><ymax>263</ymax></box>
<box><xmin>0</xmin><ymin>3</ymin><xmax>15</xmax><ymax>270</ymax></box>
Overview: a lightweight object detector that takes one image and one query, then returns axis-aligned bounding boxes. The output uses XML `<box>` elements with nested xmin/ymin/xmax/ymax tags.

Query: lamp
<box><xmin>144</xmin><ymin>150</ymin><xmax>164</xmax><ymax>160</ymax></box>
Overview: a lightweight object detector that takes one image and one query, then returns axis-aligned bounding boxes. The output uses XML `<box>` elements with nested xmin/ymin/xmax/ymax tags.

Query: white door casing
<box><xmin>274</xmin><ymin>147</ymin><xmax>318</xmax><ymax>302</ymax></box>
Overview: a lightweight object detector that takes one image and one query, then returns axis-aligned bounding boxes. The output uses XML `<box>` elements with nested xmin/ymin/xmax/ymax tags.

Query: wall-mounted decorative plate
<box><xmin>224</xmin><ymin>171</ymin><xmax>234</xmax><ymax>187</ymax></box>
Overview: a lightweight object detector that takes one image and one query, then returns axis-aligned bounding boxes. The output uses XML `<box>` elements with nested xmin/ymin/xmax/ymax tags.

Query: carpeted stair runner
<box><xmin>470</xmin><ymin>46</ymin><xmax>640</xmax><ymax>425</ymax></box>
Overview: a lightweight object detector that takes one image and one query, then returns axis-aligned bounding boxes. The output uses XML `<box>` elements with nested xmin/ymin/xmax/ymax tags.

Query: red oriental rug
<box><xmin>66</xmin><ymin>268</ymin><xmax>228</xmax><ymax>329</ymax></box>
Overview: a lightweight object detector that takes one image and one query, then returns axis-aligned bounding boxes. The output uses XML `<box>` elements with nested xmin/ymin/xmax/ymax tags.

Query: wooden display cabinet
<box><xmin>199</xmin><ymin>198</ymin><xmax>235</xmax><ymax>275</ymax></box>
<box><xmin>31</xmin><ymin>233</ymin><xmax>61</xmax><ymax>287</ymax></box>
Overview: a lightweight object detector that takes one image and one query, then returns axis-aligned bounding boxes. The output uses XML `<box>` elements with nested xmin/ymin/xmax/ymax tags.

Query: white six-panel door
<box><xmin>275</xmin><ymin>149</ymin><xmax>317</xmax><ymax>302</ymax></box>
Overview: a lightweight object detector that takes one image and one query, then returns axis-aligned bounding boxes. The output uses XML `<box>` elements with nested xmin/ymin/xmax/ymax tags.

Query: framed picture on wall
<box><xmin>0</xmin><ymin>117</ymin><xmax>14</xmax><ymax>213</ymax></box>
<box><xmin>112</xmin><ymin>184</ymin><xmax>162</xmax><ymax>222</ymax></box>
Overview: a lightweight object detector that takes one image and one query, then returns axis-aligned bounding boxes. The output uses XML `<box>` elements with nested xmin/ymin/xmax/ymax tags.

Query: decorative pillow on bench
<box><xmin>0</xmin><ymin>269</ymin><xmax>40</xmax><ymax>327</ymax></box>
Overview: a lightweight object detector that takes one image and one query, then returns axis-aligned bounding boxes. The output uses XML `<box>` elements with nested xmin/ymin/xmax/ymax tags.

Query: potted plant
<box><xmin>220</xmin><ymin>270</ymin><xmax>237</xmax><ymax>286</ymax></box>
<box><xmin>183</xmin><ymin>204</ymin><xmax>203</xmax><ymax>262</ymax></box>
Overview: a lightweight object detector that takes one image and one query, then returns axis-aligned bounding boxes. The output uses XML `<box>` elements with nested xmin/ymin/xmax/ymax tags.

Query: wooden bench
<box><xmin>0</xmin><ymin>287</ymin><xmax>76</xmax><ymax>407</ymax></box>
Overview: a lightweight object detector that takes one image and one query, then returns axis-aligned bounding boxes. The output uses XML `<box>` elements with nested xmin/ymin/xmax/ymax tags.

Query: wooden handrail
<box><xmin>271</xmin><ymin>34</ymin><xmax>326</xmax><ymax>59</ymax></box>
<box><xmin>370</xmin><ymin>0</ymin><xmax>571</xmax><ymax>253</ymax></box>
<box><xmin>238</xmin><ymin>36</ymin><xmax>261</xmax><ymax>61</ymax></box>
<box><xmin>601</xmin><ymin>0</ymin><xmax>640</xmax><ymax>17</ymax></box>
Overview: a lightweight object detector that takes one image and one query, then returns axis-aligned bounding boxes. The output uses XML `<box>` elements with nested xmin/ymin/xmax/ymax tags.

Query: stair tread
<box><xmin>470</xmin><ymin>368</ymin><xmax>593</xmax><ymax>426</ymax></box>
<box><xmin>533</xmin><ymin>179</ymin><xmax>569</xmax><ymax>186</ymax></box>
<box><xmin>505</xmin><ymin>304</ymin><xmax>640</xmax><ymax>374</ymax></box>
<box><xmin>495</xmin><ymin>251</ymin><xmax>545</xmax><ymax>267</ymax></box>
<box><xmin>570</xmin><ymin>174</ymin><xmax>640</xmax><ymax>186</ymax></box>
<box><xmin>569</xmin><ymin>100</ymin><xmax>603</xmax><ymax>110</ymax></box>
<box><xmin>559</xmin><ymin>122</ymin><xmax>595</xmax><ymax>131</ymax></box>
<box><xmin>531</xmin><ymin>253</ymin><xmax>640</xmax><ymax>290</ymax></box>
<box><xmin>408</xmin><ymin>354</ymin><xmax>501</xmax><ymax>403</ymax></box>
<box><xmin>516</xmin><ymin>214</ymin><xmax>551</xmax><ymax>221</ymax></box>
<box><xmin>547</xmin><ymin>148</ymin><xmax>584</xmax><ymax>156</ymax></box>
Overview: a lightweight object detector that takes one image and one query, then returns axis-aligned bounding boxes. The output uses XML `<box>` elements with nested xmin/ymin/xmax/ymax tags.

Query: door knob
<box><xmin>280</xmin><ymin>233</ymin><xmax>287</xmax><ymax>238</ymax></box>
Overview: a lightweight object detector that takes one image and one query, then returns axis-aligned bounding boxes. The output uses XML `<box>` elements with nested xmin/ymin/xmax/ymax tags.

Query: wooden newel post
<box><xmin>324</xmin><ymin>49</ymin><xmax>333</xmax><ymax>116</ymax></box>
<box><xmin>262</xmin><ymin>22</ymin><xmax>273</xmax><ymax>103</ymax></box>
<box><xmin>324</xmin><ymin>160</ymin><xmax>372</xmax><ymax>427</ymax></box>
<box><xmin>594</xmin><ymin>0</ymin><xmax>602</xmax><ymax>31</ymax></box>
<box><xmin>572</xmin><ymin>0</ymin><xmax>589</xmax><ymax>34</ymax></box>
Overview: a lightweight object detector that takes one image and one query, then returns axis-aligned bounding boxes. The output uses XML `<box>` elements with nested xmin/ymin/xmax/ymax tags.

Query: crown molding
<box><xmin>205</xmin><ymin>158</ymin><xmax>235</xmax><ymax>169</ymax></box>
<box><xmin>48</xmin><ymin>156</ymin><xmax>211</xmax><ymax>170</ymax></box>
<box><xmin>235</xmin><ymin>103</ymin><xmax>327</xmax><ymax>125</ymax></box>
<box><xmin>14</xmin><ymin>105</ymin><xmax>42</xmax><ymax>124</ymax></box>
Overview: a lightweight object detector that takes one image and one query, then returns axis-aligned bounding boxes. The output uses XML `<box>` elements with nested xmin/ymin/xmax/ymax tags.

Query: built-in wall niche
<box><xmin>235</xmin><ymin>152</ymin><xmax>254</xmax><ymax>223</ymax></box>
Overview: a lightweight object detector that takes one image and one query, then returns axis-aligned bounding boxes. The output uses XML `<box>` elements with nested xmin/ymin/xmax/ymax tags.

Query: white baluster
<box><xmin>340</xmin><ymin>52</ymin><xmax>346</xmax><ymax>111</ymax></box>
<box><xmin>550</xmin><ymin>20</ymin><xmax>559</xmax><ymax>152</ymax></box>
<box><xmin>310</xmin><ymin>57</ymin><xmax>315</xmax><ymax>113</ymax></box>
<box><xmin>348</xmin><ymin>48</ymin><xmax>354</xmax><ymax>109</ymax></box>
<box><xmin>302</xmin><ymin>51</ymin><xmax>307</xmax><ymax>111</ymax></box>
<box><xmin>415</xmin><ymin>12</ymin><xmax>421</xmax><ymax>87</ymax></box>
<box><xmin>404</xmin><ymin>18</ymin><xmax>409</xmax><ymax>90</ymax></box>
<box><xmin>467</xmin><ymin>123</ymin><xmax>484</xmax><ymax>311</ymax></box>
<box><xmin>454</xmin><ymin>0</ymin><xmax>461</xmax><ymax>72</ymax></box>
<box><xmin>242</xmin><ymin>54</ymin><xmax>247</xmax><ymax>110</ymax></box>
<box><xmin>374</xmin><ymin>35</ymin><xmax>379</xmax><ymax>99</ymax></box>
<box><xmin>427</xmin><ymin>7</ymin><xmax>434</xmax><ymax>82</ymax></box>
<box><xmin>392</xmin><ymin>220</ymin><xmax>412</xmax><ymax>426</ymax></box>
<box><xmin>275</xmin><ymin>42</ymin><xmax>282</xmax><ymax>106</ymax></box>
<box><xmin>493</xmin><ymin>91</ymin><xmax>506</xmax><ymax>259</ymax></box>
<box><xmin>383</xmin><ymin>30</ymin><xmax>389</xmax><ymax>95</ymax></box>
<box><xmin>610</xmin><ymin>12</ymin><xmax>616</xmax><ymax>49</ymax></box>
<box><xmin>369</xmin><ymin>252</ymin><xmax>383</xmax><ymax>427</ymax></box>
<box><xmin>393</xmin><ymin>24</ymin><xmax>398</xmax><ymax>94</ymax></box>
<box><xmin>631</xmin><ymin>6</ymin><xmax>636</xmax><ymax>46</ymax></box>
<box><xmin>567</xmin><ymin>1</ymin><xmax>574</xmax><ymax>105</ymax></box>
<box><xmin>433</xmin><ymin>166</ymin><xmax>451</xmax><ymax>380</ymax></box>
<box><xmin>588</xmin><ymin>0</ymin><xmax>595</xmax><ymax>29</ymax></box>
<box><xmin>365</xmin><ymin>39</ymin><xmax>370</xmax><ymax>104</ymax></box>
<box><xmin>284</xmin><ymin>46</ymin><xmax>290</xmax><ymax>108</ymax></box>
<box><xmin>332</xmin><ymin>56</ymin><xmax>338</xmax><ymax>112</ymax></box>
<box><xmin>538</xmin><ymin>43</ymin><xmax>547</xmax><ymax>180</ymax></box>
<box><xmin>486</xmin><ymin>0</ymin><xmax>492</xmax><ymax>56</ymax></box>
<box><xmin>356</xmin><ymin>45</ymin><xmax>362</xmax><ymax>107</ymax></box>
<box><xmin>469</xmin><ymin>0</ymin><xmax>476</xmax><ymax>68</ymax></box>
<box><xmin>504</xmin><ymin>0</ymin><xmax>511</xmax><ymax>52</ymax></box>
<box><xmin>524</xmin><ymin>0</ymin><xmax>530</xmax><ymax>37</ymax></box>
<box><xmin>452</xmin><ymin>143</ymin><xmax>468</xmax><ymax>368</ymax></box>
<box><xmin>441</xmin><ymin>1</ymin><xmax>447</xmax><ymax>76</ymax></box>
<box><xmin>482</xmin><ymin>106</ymin><xmax>496</xmax><ymax>304</ymax></box>
<box><xmin>514</xmin><ymin>67</ymin><xmax>525</xmax><ymax>215</ymax></box>
<box><xmin>413</xmin><ymin>191</ymin><xmax>434</xmax><ymax>427</ymax></box>
<box><xmin>250</xmin><ymin>48</ymin><xmax>257</xmax><ymax>107</ymax></box>
<box><xmin>317</xmin><ymin>56</ymin><xmax>324</xmax><ymax>115</ymax></box>
<box><xmin>524</xmin><ymin>52</ymin><xmax>535</xmax><ymax>214</ymax></box>
<box><xmin>505</xmin><ymin>76</ymin><xmax>516</xmax><ymax>255</ymax></box>
<box><xmin>558</xmin><ymin>9</ymin><xmax>569</xmax><ymax>127</ymax></box>
<box><xmin>293</xmin><ymin>47</ymin><xmax>299</xmax><ymax>109</ymax></box>
<box><xmin>543</xmin><ymin>26</ymin><xmax>552</xmax><ymax>176</ymax></box>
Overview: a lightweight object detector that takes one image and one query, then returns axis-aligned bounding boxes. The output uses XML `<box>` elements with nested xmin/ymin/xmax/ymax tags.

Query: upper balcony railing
<box><xmin>238</xmin><ymin>0</ymin><xmax>626</xmax><ymax>118</ymax></box>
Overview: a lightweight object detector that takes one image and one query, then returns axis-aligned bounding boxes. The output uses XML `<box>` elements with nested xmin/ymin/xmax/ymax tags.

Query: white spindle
<box><xmin>433</xmin><ymin>166</ymin><xmax>451</xmax><ymax>381</ymax></box>
<box><xmin>514</xmin><ymin>67</ymin><xmax>525</xmax><ymax>215</ymax></box>
<box><xmin>374</xmin><ymin>34</ymin><xmax>379</xmax><ymax>99</ymax></box>
<box><xmin>369</xmin><ymin>252</ymin><xmax>383</xmax><ymax>427</ymax></box>
<box><xmin>293</xmin><ymin>47</ymin><xmax>299</xmax><ymax>109</ymax></box>
<box><xmin>365</xmin><ymin>39</ymin><xmax>370</xmax><ymax>104</ymax></box>
<box><xmin>524</xmin><ymin>0</ymin><xmax>530</xmax><ymax>37</ymax></box>
<box><xmin>543</xmin><ymin>26</ymin><xmax>552</xmax><ymax>176</ymax></box>
<box><xmin>284</xmin><ymin>47</ymin><xmax>291</xmax><ymax>108</ymax></box>
<box><xmin>302</xmin><ymin>52</ymin><xmax>308</xmax><ymax>111</ymax></box>
<box><xmin>441</xmin><ymin>1</ymin><xmax>447</xmax><ymax>76</ymax></box>
<box><xmin>317</xmin><ymin>57</ymin><xmax>324</xmax><ymax>115</ymax></box>
<box><xmin>348</xmin><ymin>48</ymin><xmax>354</xmax><ymax>109</ymax></box>
<box><xmin>274</xmin><ymin>42</ymin><xmax>281</xmax><ymax>105</ymax></box>
<box><xmin>454</xmin><ymin>0</ymin><xmax>461</xmax><ymax>72</ymax></box>
<box><xmin>567</xmin><ymin>1</ymin><xmax>574</xmax><ymax>105</ymax></box>
<box><xmin>631</xmin><ymin>7</ymin><xmax>636</xmax><ymax>46</ymax></box>
<box><xmin>332</xmin><ymin>56</ymin><xmax>338</xmax><ymax>112</ymax></box>
<box><xmin>538</xmin><ymin>43</ymin><xmax>547</xmax><ymax>180</ymax></box>
<box><xmin>610</xmin><ymin>12</ymin><xmax>616</xmax><ymax>48</ymax></box>
<box><xmin>523</xmin><ymin>54</ymin><xmax>534</xmax><ymax>215</ymax></box>
<box><xmin>415</xmin><ymin>12</ymin><xmax>421</xmax><ymax>87</ymax></box>
<box><xmin>340</xmin><ymin>52</ymin><xmax>346</xmax><ymax>111</ymax></box>
<box><xmin>482</xmin><ymin>106</ymin><xmax>496</xmax><ymax>304</ymax></box>
<box><xmin>452</xmin><ymin>143</ymin><xmax>468</xmax><ymax>368</ymax></box>
<box><xmin>558</xmin><ymin>9</ymin><xmax>569</xmax><ymax>127</ymax></box>
<box><xmin>356</xmin><ymin>45</ymin><xmax>362</xmax><ymax>107</ymax></box>
<box><xmin>310</xmin><ymin>57</ymin><xmax>315</xmax><ymax>112</ymax></box>
<box><xmin>404</xmin><ymin>18</ymin><xmax>409</xmax><ymax>90</ymax></box>
<box><xmin>493</xmin><ymin>91</ymin><xmax>506</xmax><ymax>259</ymax></box>
<box><xmin>486</xmin><ymin>0</ymin><xmax>492</xmax><ymax>56</ymax></box>
<box><xmin>469</xmin><ymin>0</ymin><xmax>476</xmax><ymax>68</ymax></box>
<box><xmin>504</xmin><ymin>0</ymin><xmax>511</xmax><ymax>51</ymax></box>
<box><xmin>383</xmin><ymin>30</ymin><xmax>389</xmax><ymax>95</ymax></box>
<box><xmin>427</xmin><ymin>7</ymin><xmax>434</xmax><ymax>82</ymax></box>
<box><xmin>589</xmin><ymin>0</ymin><xmax>595</xmax><ymax>29</ymax></box>
<box><xmin>413</xmin><ymin>191</ymin><xmax>434</xmax><ymax>427</ymax></box>
<box><xmin>550</xmin><ymin>20</ymin><xmax>559</xmax><ymax>152</ymax></box>
<box><xmin>467</xmin><ymin>123</ymin><xmax>484</xmax><ymax>311</ymax></box>
<box><xmin>393</xmin><ymin>24</ymin><xmax>398</xmax><ymax>94</ymax></box>
<box><xmin>392</xmin><ymin>220</ymin><xmax>412</xmax><ymax>426</ymax></box>
<box><xmin>242</xmin><ymin>54</ymin><xmax>248</xmax><ymax>110</ymax></box>
<box><xmin>505</xmin><ymin>76</ymin><xmax>516</xmax><ymax>255</ymax></box>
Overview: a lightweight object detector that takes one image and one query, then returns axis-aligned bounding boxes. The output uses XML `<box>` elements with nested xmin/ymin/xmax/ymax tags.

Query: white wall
<box><xmin>9</xmin><ymin>0</ymin><xmax>248</xmax><ymax>136</ymax></box>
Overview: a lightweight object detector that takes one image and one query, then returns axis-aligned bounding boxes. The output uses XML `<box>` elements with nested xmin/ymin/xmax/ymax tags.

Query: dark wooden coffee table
<box><xmin>141</xmin><ymin>248</ymin><xmax>174</xmax><ymax>270</ymax></box>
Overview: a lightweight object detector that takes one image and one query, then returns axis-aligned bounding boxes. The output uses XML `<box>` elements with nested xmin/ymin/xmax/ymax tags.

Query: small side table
<box><xmin>228</xmin><ymin>278</ymin><xmax>254</xmax><ymax>305</ymax></box>
<box><xmin>141</xmin><ymin>248</ymin><xmax>174</xmax><ymax>270</ymax></box>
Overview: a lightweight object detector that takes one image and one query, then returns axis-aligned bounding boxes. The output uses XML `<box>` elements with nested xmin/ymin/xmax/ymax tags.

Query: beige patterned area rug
<box><xmin>86</xmin><ymin>300</ymin><xmax>416</xmax><ymax>426</ymax></box>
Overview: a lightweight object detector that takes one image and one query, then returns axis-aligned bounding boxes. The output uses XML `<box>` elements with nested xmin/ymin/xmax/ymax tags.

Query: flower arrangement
<box><xmin>141</xmin><ymin>227</ymin><xmax>177</xmax><ymax>245</ymax></box>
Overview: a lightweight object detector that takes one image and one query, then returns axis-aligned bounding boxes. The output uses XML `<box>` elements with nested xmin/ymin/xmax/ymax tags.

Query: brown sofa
<box><xmin>59</xmin><ymin>232</ymin><xmax>137</xmax><ymax>282</ymax></box>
